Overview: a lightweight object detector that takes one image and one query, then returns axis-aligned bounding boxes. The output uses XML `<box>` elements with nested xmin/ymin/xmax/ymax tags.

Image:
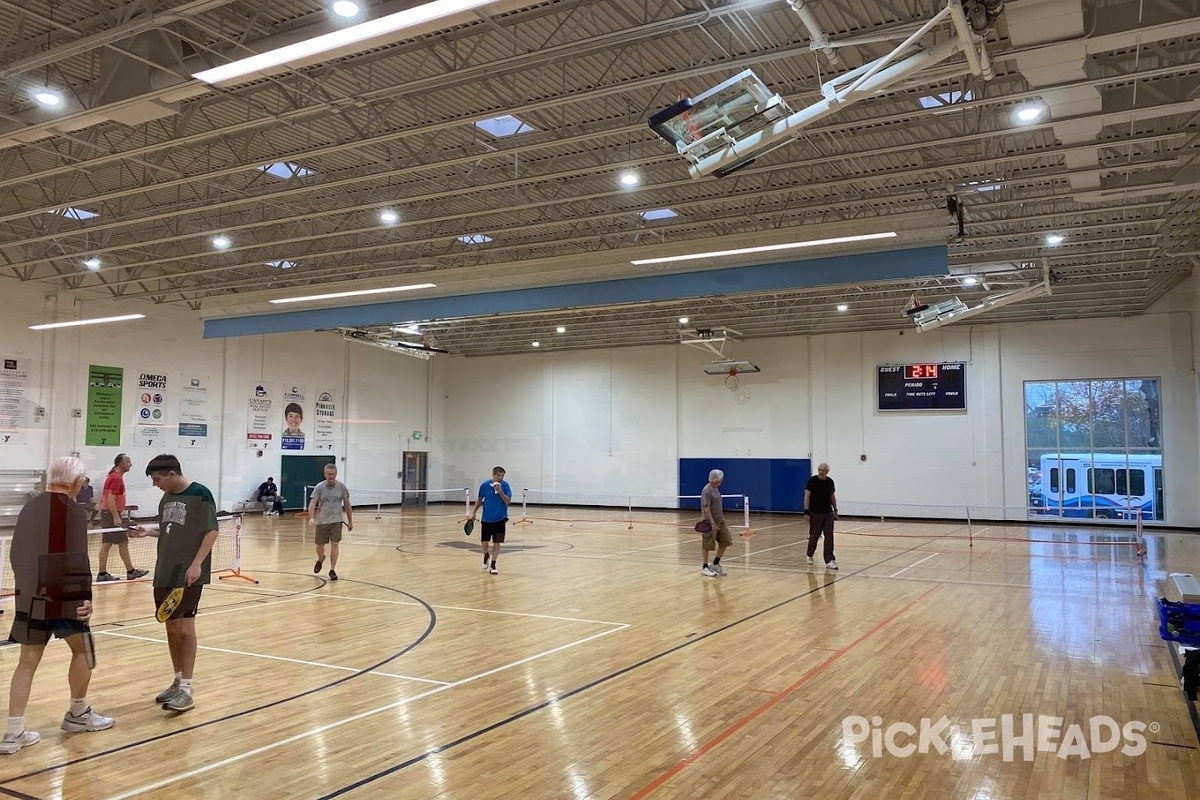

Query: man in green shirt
<box><xmin>133</xmin><ymin>455</ymin><xmax>219</xmax><ymax>713</ymax></box>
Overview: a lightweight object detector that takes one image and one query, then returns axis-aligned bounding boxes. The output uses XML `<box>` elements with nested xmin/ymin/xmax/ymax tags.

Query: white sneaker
<box><xmin>826</xmin><ymin>560</ymin><xmax>839</xmax><ymax>570</ymax></box>
<box><xmin>481</xmin><ymin>561</ymin><xmax>490</xmax><ymax>570</ymax></box>
<box><xmin>806</xmin><ymin>556</ymin><xmax>814</xmax><ymax>565</ymax></box>
<box><xmin>702</xmin><ymin>566</ymin><xmax>718</xmax><ymax>577</ymax></box>
<box><xmin>0</xmin><ymin>729</ymin><xmax>40</xmax><ymax>754</ymax></box>
<box><xmin>713</xmin><ymin>563</ymin><xmax>727</xmax><ymax>575</ymax></box>
<box><xmin>61</xmin><ymin>707</ymin><xmax>115</xmax><ymax>733</ymax></box>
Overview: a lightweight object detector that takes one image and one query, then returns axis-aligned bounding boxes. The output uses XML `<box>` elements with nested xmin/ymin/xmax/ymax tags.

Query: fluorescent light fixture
<box><xmin>193</xmin><ymin>0</ymin><xmax>500</xmax><ymax>85</ymax></box>
<box><xmin>33</xmin><ymin>89</ymin><xmax>62</xmax><ymax>107</ymax></box>
<box><xmin>458</xmin><ymin>234</ymin><xmax>493</xmax><ymax>245</ymax></box>
<box><xmin>270</xmin><ymin>282</ymin><xmax>436</xmax><ymax>304</ymax></box>
<box><xmin>641</xmin><ymin>208</ymin><xmax>678</xmax><ymax>221</ymax></box>
<box><xmin>379</xmin><ymin>209</ymin><xmax>400</xmax><ymax>224</ymax></box>
<box><xmin>962</xmin><ymin>276</ymin><xmax>978</xmax><ymax>286</ymax></box>
<box><xmin>966</xmin><ymin>180</ymin><xmax>1002</xmax><ymax>193</ymax></box>
<box><xmin>836</xmin><ymin>303</ymin><xmax>849</xmax><ymax>312</ymax></box>
<box><xmin>531</xmin><ymin>341</ymin><xmax>540</xmax><ymax>348</ymax></box>
<box><xmin>51</xmin><ymin>207</ymin><xmax>98</xmax><ymax>221</ymax></box>
<box><xmin>30</xmin><ymin>314</ymin><xmax>145</xmax><ymax>331</ymax></box>
<box><xmin>392</xmin><ymin>325</ymin><xmax>421</xmax><ymax>335</ymax></box>
<box><xmin>257</xmin><ymin>161</ymin><xmax>315</xmax><ymax>180</ymax></box>
<box><xmin>266</xmin><ymin>260</ymin><xmax>296</xmax><ymax>269</ymax></box>
<box><xmin>1015</xmin><ymin>104</ymin><xmax>1043</xmax><ymax>123</ymax></box>
<box><xmin>556</xmin><ymin>326</ymin><xmax>566</xmax><ymax>333</ymax></box>
<box><xmin>331</xmin><ymin>1</ymin><xmax>361</xmax><ymax>17</ymax></box>
<box><xmin>632</xmin><ymin>231</ymin><xmax>898</xmax><ymax>265</ymax></box>
<box><xmin>211</xmin><ymin>235</ymin><xmax>232</xmax><ymax>249</ymax></box>
<box><xmin>83</xmin><ymin>257</ymin><xmax>102</xmax><ymax>270</ymax></box>
<box><xmin>475</xmin><ymin>114</ymin><xmax>535</xmax><ymax>138</ymax></box>
<box><xmin>918</xmin><ymin>89</ymin><xmax>973</xmax><ymax>109</ymax></box>
<box><xmin>618</xmin><ymin>170</ymin><xmax>640</xmax><ymax>187</ymax></box>
<box><xmin>678</xmin><ymin>316</ymin><xmax>689</xmax><ymax>324</ymax></box>
<box><xmin>1045</xmin><ymin>233</ymin><xmax>1064</xmax><ymax>246</ymax></box>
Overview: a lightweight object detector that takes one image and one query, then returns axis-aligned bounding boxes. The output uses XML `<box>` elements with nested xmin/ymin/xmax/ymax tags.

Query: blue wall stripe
<box><xmin>204</xmin><ymin>244</ymin><xmax>947</xmax><ymax>339</ymax></box>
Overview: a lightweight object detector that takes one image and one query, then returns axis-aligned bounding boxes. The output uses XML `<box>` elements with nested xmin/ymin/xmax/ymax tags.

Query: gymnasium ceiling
<box><xmin>0</xmin><ymin>0</ymin><xmax>1197</xmax><ymax>357</ymax></box>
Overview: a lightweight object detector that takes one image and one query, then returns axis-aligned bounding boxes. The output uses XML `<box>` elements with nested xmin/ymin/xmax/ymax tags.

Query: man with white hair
<box><xmin>2</xmin><ymin>457</ymin><xmax>114</xmax><ymax>755</ymax></box>
<box><xmin>804</xmin><ymin>462</ymin><xmax>839</xmax><ymax>569</ymax></box>
<box><xmin>700</xmin><ymin>469</ymin><xmax>733</xmax><ymax>577</ymax></box>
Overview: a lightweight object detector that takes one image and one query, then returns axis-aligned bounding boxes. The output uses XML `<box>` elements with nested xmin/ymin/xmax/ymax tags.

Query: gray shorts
<box><xmin>315</xmin><ymin>523</ymin><xmax>343</xmax><ymax>545</ymax></box>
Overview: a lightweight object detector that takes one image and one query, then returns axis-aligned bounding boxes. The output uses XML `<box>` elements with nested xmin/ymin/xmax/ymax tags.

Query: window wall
<box><xmin>1025</xmin><ymin>378</ymin><xmax>1163</xmax><ymax>521</ymax></box>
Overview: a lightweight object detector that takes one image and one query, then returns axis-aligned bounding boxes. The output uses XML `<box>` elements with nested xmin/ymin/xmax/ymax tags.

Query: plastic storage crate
<box><xmin>1158</xmin><ymin>598</ymin><xmax>1200</xmax><ymax>647</ymax></box>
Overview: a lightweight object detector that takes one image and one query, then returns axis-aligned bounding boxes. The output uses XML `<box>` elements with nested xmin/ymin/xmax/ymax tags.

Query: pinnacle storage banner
<box><xmin>247</xmin><ymin>381</ymin><xmax>274</xmax><ymax>449</ymax></box>
<box><xmin>179</xmin><ymin>376</ymin><xmax>210</xmax><ymax>449</ymax></box>
<box><xmin>135</xmin><ymin>371</ymin><xmax>169</xmax><ymax>426</ymax></box>
<box><xmin>0</xmin><ymin>357</ymin><xmax>30</xmax><ymax>445</ymax></box>
<box><xmin>281</xmin><ymin>384</ymin><xmax>307</xmax><ymax>451</ymax></box>
<box><xmin>86</xmin><ymin>365</ymin><xmax>124</xmax><ymax>447</ymax></box>
<box><xmin>313</xmin><ymin>387</ymin><xmax>337</xmax><ymax>452</ymax></box>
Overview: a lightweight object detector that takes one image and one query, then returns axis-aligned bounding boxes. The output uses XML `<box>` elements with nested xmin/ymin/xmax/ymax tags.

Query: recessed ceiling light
<box><xmin>331</xmin><ymin>1</ymin><xmax>361</xmax><ymax>18</ymax></box>
<box><xmin>83</xmin><ymin>257</ymin><xmax>102</xmax><ymax>270</ymax></box>
<box><xmin>678</xmin><ymin>316</ymin><xmax>689</xmax><ymax>324</ymax></box>
<box><xmin>962</xmin><ymin>276</ymin><xmax>978</xmax><ymax>286</ymax></box>
<box><xmin>1045</xmin><ymin>233</ymin><xmax>1065</xmax><ymax>246</ymax></box>
<box><xmin>29</xmin><ymin>314</ymin><xmax>145</xmax><ymax>331</ymax></box>
<box><xmin>531</xmin><ymin>341</ymin><xmax>540</xmax><ymax>348</ymax></box>
<box><xmin>556</xmin><ymin>326</ymin><xmax>566</xmax><ymax>333</ymax></box>
<box><xmin>211</xmin><ymin>235</ymin><xmax>232</xmax><ymax>249</ymax></box>
<box><xmin>836</xmin><ymin>303</ymin><xmax>849</xmax><ymax>312</ymax></box>
<box><xmin>269</xmin><ymin>282</ymin><xmax>436</xmax><ymax>304</ymax></box>
<box><xmin>1015</xmin><ymin>104</ymin><xmax>1043</xmax><ymax>123</ymax></box>
<box><xmin>33</xmin><ymin>90</ymin><xmax>62</xmax><ymax>107</ymax></box>
<box><xmin>618</xmin><ymin>170</ymin><xmax>640</xmax><ymax>187</ymax></box>
<box><xmin>379</xmin><ymin>209</ymin><xmax>399</xmax><ymax>224</ymax></box>
<box><xmin>632</xmin><ymin>232</ymin><xmax>898</xmax><ymax>265</ymax></box>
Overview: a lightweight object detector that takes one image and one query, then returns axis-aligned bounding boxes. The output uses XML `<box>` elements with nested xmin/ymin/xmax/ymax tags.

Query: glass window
<box><xmin>1088</xmin><ymin>468</ymin><xmax>1115</xmax><ymax>495</ymax></box>
<box><xmin>1050</xmin><ymin>468</ymin><xmax>1059</xmax><ymax>492</ymax></box>
<box><xmin>1116</xmin><ymin>469</ymin><xmax>1145</xmax><ymax>496</ymax></box>
<box><xmin>1066</xmin><ymin>468</ymin><xmax>1076</xmax><ymax>494</ymax></box>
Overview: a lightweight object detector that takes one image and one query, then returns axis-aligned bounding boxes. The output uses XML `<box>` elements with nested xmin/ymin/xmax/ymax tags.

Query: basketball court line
<box><xmin>887</xmin><ymin>553</ymin><xmax>939</xmax><ymax>577</ymax></box>
<box><xmin>94</xmin><ymin>630</ymin><xmax>450</xmax><ymax>684</ymax></box>
<box><xmin>103</xmin><ymin>624</ymin><xmax>632</xmax><ymax>800</ymax></box>
<box><xmin>93</xmin><ymin>593</ymin><xmax>313</xmax><ymax>633</ymax></box>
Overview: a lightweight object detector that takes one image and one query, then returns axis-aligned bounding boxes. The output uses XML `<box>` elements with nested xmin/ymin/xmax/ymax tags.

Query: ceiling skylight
<box><xmin>919</xmin><ymin>89</ymin><xmax>974</xmax><ymax>109</ymax></box>
<box><xmin>51</xmin><ymin>207</ymin><xmax>98</xmax><ymax>221</ymax></box>
<box><xmin>257</xmin><ymin>162</ymin><xmax>316</xmax><ymax>180</ymax></box>
<box><xmin>641</xmin><ymin>208</ymin><xmax>678</xmax><ymax>221</ymax></box>
<box><xmin>474</xmin><ymin>114</ymin><xmax>536</xmax><ymax>138</ymax></box>
<box><xmin>266</xmin><ymin>260</ymin><xmax>297</xmax><ymax>269</ymax></box>
<box><xmin>458</xmin><ymin>234</ymin><xmax>493</xmax><ymax>245</ymax></box>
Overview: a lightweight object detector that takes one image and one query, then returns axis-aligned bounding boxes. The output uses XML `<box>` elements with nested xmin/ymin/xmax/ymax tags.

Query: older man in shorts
<box><xmin>307</xmin><ymin>464</ymin><xmax>353</xmax><ymax>581</ymax></box>
<box><xmin>700</xmin><ymin>469</ymin><xmax>733</xmax><ymax>577</ymax></box>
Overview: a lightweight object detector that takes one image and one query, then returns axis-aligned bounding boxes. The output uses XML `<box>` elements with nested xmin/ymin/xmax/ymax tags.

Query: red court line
<box><xmin>627</xmin><ymin>583</ymin><xmax>941</xmax><ymax>800</ymax></box>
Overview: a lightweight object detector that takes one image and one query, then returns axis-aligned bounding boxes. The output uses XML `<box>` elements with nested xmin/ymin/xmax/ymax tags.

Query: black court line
<box><xmin>1167</xmin><ymin>644</ymin><xmax>1200</xmax><ymax>744</ymax></box>
<box><xmin>0</xmin><ymin>786</ymin><xmax>39</xmax><ymax>800</ymax></box>
<box><xmin>1151</xmin><ymin>740</ymin><xmax>1197</xmax><ymax>750</ymax></box>
<box><xmin>318</xmin><ymin>529</ymin><xmax>951</xmax><ymax>798</ymax></box>
<box><xmin>0</xmin><ymin>572</ymin><xmax>437</xmax><ymax>791</ymax></box>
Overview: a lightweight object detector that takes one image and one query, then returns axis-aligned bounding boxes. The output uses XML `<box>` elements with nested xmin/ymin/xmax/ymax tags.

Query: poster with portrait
<box><xmin>0</xmin><ymin>357</ymin><xmax>30</xmax><ymax>445</ymax></box>
<box><xmin>281</xmin><ymin>384</ymin><xmax>306</xmax><ymax>451</ymax></box>
<box><xmin>247</xmin><ymin>381</ymin><xmax>273</xmax><ymax>449</ymax></box>
<box><xmin>313</xmin><ymin>387</ymin><xmax>337</xmax><ymax>452</ymax></box>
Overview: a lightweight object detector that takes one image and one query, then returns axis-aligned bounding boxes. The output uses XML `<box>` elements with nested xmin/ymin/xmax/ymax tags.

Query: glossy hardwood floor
<box><xmin>1</xmin><ymin>506</ymin><xmax>1197</xmax><ymax>799</ymax></box>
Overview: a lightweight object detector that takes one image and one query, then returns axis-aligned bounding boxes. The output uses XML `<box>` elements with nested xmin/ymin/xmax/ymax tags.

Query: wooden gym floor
<box><xmin>1</xmin><ymin>506</ymin><xmax>1197</xmax><ymax>799</ymax></box>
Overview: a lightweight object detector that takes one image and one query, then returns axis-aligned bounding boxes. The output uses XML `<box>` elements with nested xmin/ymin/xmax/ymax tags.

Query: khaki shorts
<box><xmin>315</xmin><ymin>523</ymin><xmax>343</xmax><ymax>545</ymax></box>
<box><xmin>703</xmin><ymin>521</ymin><xmax>733</xmax><ymax>550</ymax></box>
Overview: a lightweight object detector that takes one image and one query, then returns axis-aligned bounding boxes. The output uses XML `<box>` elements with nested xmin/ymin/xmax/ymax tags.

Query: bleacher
<box><xmin>0</xmin><ymin>470</ymin><xmax>45</xmax><ymax>529</ymax></box>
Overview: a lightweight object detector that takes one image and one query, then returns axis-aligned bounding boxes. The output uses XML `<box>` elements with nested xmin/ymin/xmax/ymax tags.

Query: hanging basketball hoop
<box><xmin>725</xmin><ymin>368</ymin><xmax>740</xmax><ymax>390</ymax></box>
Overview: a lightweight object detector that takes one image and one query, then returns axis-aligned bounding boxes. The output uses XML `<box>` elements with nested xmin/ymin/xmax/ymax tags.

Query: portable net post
<box><xmin>966</xmin><ymin>505</ymin><xmax>973</xmax><ymax>548</ymax></box>
<box><xmin>742</xmin><ymin>495</ymin><xmax>752</xmax><ymax>535</ymax></box>
<box><xmin>463</xmin><ymin>488</ymin><xmax>471</xmax><ymax>521</ymax></box>
<box><xmin>0</xmin><ymin>535</ymin><xmax>9</xmax><ymax>612</ymax></box>
<box><xmin>1135</xmin><ymin>512</ymin><xmax>1146</xmax><ymax>558</ymax></box>
<box><xmin>627</xmin><ymin>496</ymin><xmax>634</xmax><ymax>531</ymax></box>
<box><xmin>217</xmin><ymin>514</ymin><xmax>259</xmax><ymax>584</ymax></box>
<box><xmin>515</xmin><ymin>488</ymin><xmax>532</xmax><ymax>526</ymax></box>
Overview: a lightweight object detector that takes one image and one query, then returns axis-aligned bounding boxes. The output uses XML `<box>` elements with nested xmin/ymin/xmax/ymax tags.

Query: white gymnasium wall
<box><xmin>0</xmin><ymin>282</ymin><xmax>430</xmax><ymax>514</ymax></box>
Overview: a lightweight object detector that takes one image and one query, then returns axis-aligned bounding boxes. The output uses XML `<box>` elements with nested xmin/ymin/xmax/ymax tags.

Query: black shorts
<box><xmin>100</xmin><ymin>511</ymin><xmax>128</xmax><ymax>544</ymax></box>
<box><xmin>480</xmin><ymin>519</ymin><xmax>507</xmax><ymax>543</ymax></box>
<box><xmin>153</xmin><ymin>585</ymin><xmax>204</xmax><ymax>620</ymax></box>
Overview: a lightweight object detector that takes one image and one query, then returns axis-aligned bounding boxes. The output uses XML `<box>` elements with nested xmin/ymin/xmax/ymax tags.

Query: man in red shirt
<box><xmin>96</xmin><ymin>454</ymin><xmax>148</xmax><ymax>582</ymax></box>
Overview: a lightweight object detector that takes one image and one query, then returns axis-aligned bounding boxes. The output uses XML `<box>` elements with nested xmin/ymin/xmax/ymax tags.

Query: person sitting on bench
<box><xmin>256</xmin><ymin>477</ymin><xmax>283</xmax><ymax>516</ymax></box>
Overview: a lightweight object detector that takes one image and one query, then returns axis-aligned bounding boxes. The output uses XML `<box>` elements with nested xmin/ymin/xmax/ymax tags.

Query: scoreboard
<box><xmin>877</xmin><ymin>362</ymin><xmax>966</xmax><ymax>411</ymax></box>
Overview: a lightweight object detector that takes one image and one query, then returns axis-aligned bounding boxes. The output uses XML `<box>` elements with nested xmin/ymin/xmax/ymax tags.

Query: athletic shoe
<box><xmin>826</xmin><ymin>560</ymin><xmax>839</xmax><ymax>570</ymax></box>
<box><xmin>713</xmin><ymin>563</ymin><xmax>728</xmax><ymax>575</ymax></box>
<box><xmin>806</xmin><ymin>556</ymin><xmax>814</xmax><ymax>566</ymax></box>
<box><xmin>482</xmin><ymin>560</ymin><xmax>490</xmax><ymax>570</ymax></box>
<box><xmin>0</xmin><ymin>730</ymin><xmax>40</xmax><ymax>755</ymax></box>
<box><xmin>313</xmin><ymin>559</ymin><xmax>324</xmax><ymax>574</ymax></box>
<box><xmin>702</xmin><ymin>566</ymin><xmax>718</xmax><ymax>577</ymax></box>
<box><xmin>489</xmin><ymin>566</ymin><xmax>498</xmax><ymax>574</ymax></box>
<box><xmin>96</xmin><ymin>571</ymin><xmax>118</xmax><ymax>583</ymax></box>
<box><xmin>328</xmin><ymin>570</ymin><xmax>338</xmax><ymax>581</ymax></box>
<box><xmin>61</xmin><ymin>707</ymin><xmax>115</xmax><ymax>733</ymax></box>
<box><xmin>155</xmin><ymin>679</ymin><xmax>181</xmax><ymax>704</ymax></box>
<box><xmin>162</xmin><ymin>691</ymin><xmax>194</xmax><ymax>713</ymax></box>
<box><xmin>126</xmin><ymin>568</ymin><xmax>148</xmax><ymax>580</ymax></box>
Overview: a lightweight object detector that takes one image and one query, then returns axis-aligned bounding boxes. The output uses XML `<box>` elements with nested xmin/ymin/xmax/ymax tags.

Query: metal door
<box><xmin>402</xmin><ymin>451</ymin><xmax>428</xmax><ymax>506</ymax></box>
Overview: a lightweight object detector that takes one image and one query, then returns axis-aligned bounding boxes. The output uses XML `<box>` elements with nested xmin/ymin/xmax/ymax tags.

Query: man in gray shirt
<box><xmin>700</xmin><ymin>469</ymin><xmax>733</xmax><ymax>577</ymax></box>
<box><xmin>307</xmin><ymin>464</ymin><xmax>353</xmax><ymax>581</ymax></box>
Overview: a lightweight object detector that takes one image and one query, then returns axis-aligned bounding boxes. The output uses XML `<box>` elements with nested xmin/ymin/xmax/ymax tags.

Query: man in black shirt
<box><xmin>804</xmin><ymin>463</ymin><xmax>838</xmax><ymax>570</ymax></box>
<box><xmin>256</xmin><ymin>477</ymin><xmax>283</xmax><ymax>516</ymax></box>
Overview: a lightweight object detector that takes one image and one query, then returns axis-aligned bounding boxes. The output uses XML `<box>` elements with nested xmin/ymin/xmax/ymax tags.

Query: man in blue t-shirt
<box><xmin>468</xmin><ymin>466</ymin><xmax>512</xmax><ymax>575</ymax></box>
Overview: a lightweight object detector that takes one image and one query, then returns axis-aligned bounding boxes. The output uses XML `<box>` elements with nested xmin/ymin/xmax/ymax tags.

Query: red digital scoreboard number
<box><xmin>904</xmin><ymin>364</ymin><xmax>939</xmax><ymax>380</ymax></box>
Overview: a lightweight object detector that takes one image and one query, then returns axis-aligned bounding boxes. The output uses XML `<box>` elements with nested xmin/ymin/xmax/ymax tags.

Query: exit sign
<box><xmin>412</xmin><ymin>431</ymin><xmax>422</xmax><ymax>440</ymax></box>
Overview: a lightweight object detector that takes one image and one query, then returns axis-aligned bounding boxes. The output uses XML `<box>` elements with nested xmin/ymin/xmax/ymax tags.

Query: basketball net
<box><xmin>725</xmin><ymin>369</ymin><xmax>740</xmax><ymax>390</ymax></box>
